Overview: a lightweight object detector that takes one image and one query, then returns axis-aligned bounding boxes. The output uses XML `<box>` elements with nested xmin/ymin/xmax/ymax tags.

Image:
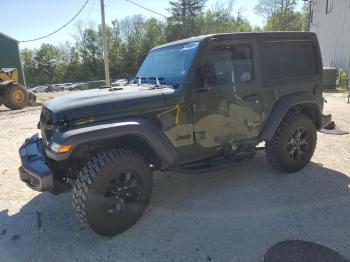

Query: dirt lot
<box><xmin>0</xmin><ymin>92</ymin><xmax>349</xmax><ymax>262</ymax></box>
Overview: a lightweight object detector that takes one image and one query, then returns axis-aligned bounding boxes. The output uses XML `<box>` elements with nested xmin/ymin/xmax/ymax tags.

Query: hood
<box><xmin>45</xmin><ymin>85</ymin><xmax>175</xmax><ymax>121</ymax></box>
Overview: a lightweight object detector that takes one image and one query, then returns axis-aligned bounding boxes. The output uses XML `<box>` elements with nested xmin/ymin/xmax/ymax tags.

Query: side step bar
<box><xmin>170</xmin><ymin>151</ymin><xmax>255</xmax><ymax>175</ymax></box>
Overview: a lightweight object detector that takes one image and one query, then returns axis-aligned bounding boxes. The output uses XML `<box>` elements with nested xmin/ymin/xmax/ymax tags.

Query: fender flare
<box><xmin>46</xmin><ymin>118</ymin><xmax>179</xmax><ymax>167</ymax></box>
<box><xmin>259</xmin><ymin>92</ymin><xmax>322</xmax><ymax>141</ymax></box>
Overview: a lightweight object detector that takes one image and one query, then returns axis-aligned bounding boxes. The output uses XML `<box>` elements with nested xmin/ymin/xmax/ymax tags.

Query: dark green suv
<box><xmin>19</xmin><ymin>32</ymin><xmax>331</xmax><ymax>236</ymax></box>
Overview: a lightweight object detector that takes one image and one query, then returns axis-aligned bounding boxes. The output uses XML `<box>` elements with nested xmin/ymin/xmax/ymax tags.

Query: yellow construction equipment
<box><xmin>0</xmin><ymin>32</ymin><xmax>37</xmax><ymax>110</ymax></box>
<box><xmin>0</xmin><ymin>68</ymin><xmax>29</xmax><ymax>110</ymax></box>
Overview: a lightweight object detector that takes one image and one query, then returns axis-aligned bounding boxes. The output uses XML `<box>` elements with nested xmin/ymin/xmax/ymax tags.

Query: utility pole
<box><xmin>100</xmin><ymin>0</ymin><xmax>110</xmax><ymax>86</ymax></box>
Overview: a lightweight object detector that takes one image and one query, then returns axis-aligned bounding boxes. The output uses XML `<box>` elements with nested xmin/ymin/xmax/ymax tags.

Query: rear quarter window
<box><xmin>263</xmin><ymin>40</ymin><xmax>318</xmax><ymax>80</ymax></box>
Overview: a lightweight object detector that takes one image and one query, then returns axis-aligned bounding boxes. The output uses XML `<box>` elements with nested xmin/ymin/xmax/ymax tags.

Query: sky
<box><xmin>0</xmin><ymin>0</ymin><xmax>300</xmax><ymax>50</ymax></box>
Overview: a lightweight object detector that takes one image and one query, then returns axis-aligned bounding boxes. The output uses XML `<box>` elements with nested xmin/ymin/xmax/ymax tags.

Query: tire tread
<box><xmin>266</xmin><ymin>112</ymin><xmax>317</xmax><ymax>172</ymax></box>
<box><xmin>72</xmin><ymin>149</ymin><xmax>145</xmax><ymax>225</ymax></box>
<box><xmin>3</xmin><ymin>84</ymin><xmax>29</xmax><ymax>110</ymax></box>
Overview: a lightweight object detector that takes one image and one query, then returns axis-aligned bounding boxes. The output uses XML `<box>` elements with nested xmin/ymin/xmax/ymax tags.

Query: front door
<box><xmin>191</xmin><ymin>38</ymin><xmax>266</xmax><ymax>154</ymax></box>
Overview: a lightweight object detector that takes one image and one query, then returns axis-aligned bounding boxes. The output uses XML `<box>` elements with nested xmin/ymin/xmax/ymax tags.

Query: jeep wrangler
<box><xmin>19</xmin><ymin>32</ymin><xmax>332</xmax><ymax>236</ymax></box>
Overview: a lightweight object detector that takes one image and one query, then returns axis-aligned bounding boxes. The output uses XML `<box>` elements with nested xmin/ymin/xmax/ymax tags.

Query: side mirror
<box><xmin>199</xmin><ymin>65</ymin><xmax>215</xmax><ymax>81</ymax></box>
<box><xmin>197</xmin><ymin>65</ymin><xmax>217</xmax><ymax>92</ymax></box>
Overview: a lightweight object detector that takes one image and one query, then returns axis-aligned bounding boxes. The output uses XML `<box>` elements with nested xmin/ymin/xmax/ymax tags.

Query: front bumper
<box><xmin>19</xmin><ymin>134</ymin><xmax>53</xmax><ymax>191</ymax></box>
<box><xmin>320</xmin><ymin>114</ymin><xmax>332</xmax><ymax>129</ymax></box>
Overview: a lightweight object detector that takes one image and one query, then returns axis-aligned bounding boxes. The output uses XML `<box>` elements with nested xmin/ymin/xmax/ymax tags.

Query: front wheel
<box><xmin>73</xmin><ymin>149</ymin><xmax>153</xmax><ymax>236</ymax></box>
<box><xmin>3</xmin><ymin>84</ymin><xmax>29</xmax><ymax>110</ymax></box>
<box><xmin>266</xmin><ymin>113</ymin><xmax>317</xmax><ymax>173</ymax></box>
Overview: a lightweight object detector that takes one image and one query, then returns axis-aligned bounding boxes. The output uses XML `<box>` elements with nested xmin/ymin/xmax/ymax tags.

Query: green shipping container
<box><xmin>0</xmin><ymin>32</ymin><xmax>26</xmax><ymax>87</ymax></box>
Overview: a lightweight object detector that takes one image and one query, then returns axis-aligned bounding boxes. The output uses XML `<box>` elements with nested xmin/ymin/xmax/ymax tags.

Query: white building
<box><xmin>309</xmin><ymin>0</ymin><xmax>350</xmax><ymax>79</ymax></box>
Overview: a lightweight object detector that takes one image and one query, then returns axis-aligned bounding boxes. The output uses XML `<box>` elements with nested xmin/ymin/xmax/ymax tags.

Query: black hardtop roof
<box><xmin>152</xmin><ymin>32</ymin><xmax>317</xmax><ymax>50</ymax></box>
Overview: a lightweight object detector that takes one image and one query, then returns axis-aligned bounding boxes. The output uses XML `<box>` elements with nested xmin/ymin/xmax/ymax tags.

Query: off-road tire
<box><xmin>73</xmin><ymin>149</ymin><xmax>153</xmax><ymax>236</ymax></box>
<box><xmin>266</xmin><ymin>113</ymin><xmax>317</xmax><ymax>173</ymax></box>
<box><xmin>3</xmin><ymin>84</ymin><xmax>29</xmax><ymax>110</ymax></box>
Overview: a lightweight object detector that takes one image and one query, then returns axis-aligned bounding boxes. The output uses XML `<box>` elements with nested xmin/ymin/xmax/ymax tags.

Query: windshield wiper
<box><xmin>135</xmin><ymin>76</ymin><xmax>179</xmax><ymax>89</ymax></box>
<box><xmin>138</xmin><ymin>76</ymin><xmax>142</xmax><ymax>85</ymax></box>
<box><xmin>135</xmin><ymin>76</ymin><xmax>161</xmax><ymax>86</ymax></box>
<box><xmin>146</xmin><ymin>77</ymin><xmax>165</xmax><ymax>89</ymax></box>
<box><xmin>135</xmin><ymin>76</ymin><xmax>146</xmax><ymax>85</ymax></box>
<box><xmin>154</xmin><ymin>77</ymin><xmax>163</xmax><ymax>89</ymax></box>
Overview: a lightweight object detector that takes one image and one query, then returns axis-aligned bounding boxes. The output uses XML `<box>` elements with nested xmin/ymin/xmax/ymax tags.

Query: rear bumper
<box><xmin>320</xmin><ymin>114</ymin><xmax>332</xmax><ymax>129</ymax></box>
<box><xmin>19</xmin><ymin>134</ymin><xmax>53</xmax><ymax>192</ymax></box>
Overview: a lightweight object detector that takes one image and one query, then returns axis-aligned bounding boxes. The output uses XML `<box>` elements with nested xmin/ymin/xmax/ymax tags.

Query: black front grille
<box><xmin>40</xmin><ymin>107</ymin><xmax>54</xmax><ymax>145</ymax></box>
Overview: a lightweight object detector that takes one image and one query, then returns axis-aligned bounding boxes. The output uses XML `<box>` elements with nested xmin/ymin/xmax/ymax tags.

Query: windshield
<box><xmin>136</xmin><ymin>41</ymin><xmax>200</xmax><ymax>84</ymax></box>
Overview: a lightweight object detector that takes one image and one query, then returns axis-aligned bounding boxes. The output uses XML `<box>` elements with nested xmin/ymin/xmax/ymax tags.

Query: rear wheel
<box><xmin>266</xmin><ymin>113</ymin><xmax>317</xmax><ymax>172</ymax></box>
<box><xmin>73</xmin><ymin>149</ymin><xmax>153</xmax><ymax>236</ymax></box>
<box><xmin>3</xmin><ymin>84</ymin><xmax>29</xmax><ymax>110</ymax></box>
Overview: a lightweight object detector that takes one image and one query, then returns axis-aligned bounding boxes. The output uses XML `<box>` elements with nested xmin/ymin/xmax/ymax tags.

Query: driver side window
<box><xmin>205</xmin><ymin>44</ymin><xmax>254</xmax><ymax>86</ymax></box>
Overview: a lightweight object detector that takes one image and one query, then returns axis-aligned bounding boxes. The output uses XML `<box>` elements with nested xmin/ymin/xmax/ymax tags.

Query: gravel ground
<box><xmin>0</xmin><ymin>92</ymin><xmax>349</xmax><ymax>262</ymax></box>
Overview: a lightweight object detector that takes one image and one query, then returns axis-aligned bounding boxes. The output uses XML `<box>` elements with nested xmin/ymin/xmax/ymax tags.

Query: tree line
<box><xmin>21</xmin><ymin>0</ymin><xmax>308</xmax><ymax>86</ymax></box>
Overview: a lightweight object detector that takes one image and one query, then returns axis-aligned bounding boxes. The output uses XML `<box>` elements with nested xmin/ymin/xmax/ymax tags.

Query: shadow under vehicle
<box><xmin>2</xmin><ymin>159</ymin><xmax>350</xmax><ymax>261</ymax></box>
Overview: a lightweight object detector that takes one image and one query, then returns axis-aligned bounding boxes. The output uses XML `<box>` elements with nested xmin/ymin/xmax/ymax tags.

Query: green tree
<box><xmin>78</xmin><ymin>27</ymin><xmax>103</xmax><ymax>80</ymax></box>
<box><xmin>20</xmin><ymin>48</ymin><xmax>37</xmax><ymax>85</ymax></box>
<box><xmin>109</xmin><ymin>19</ymin><xmax>123</xmax><ymax>79</ymax></box>
<box><xmin>200</xmin><ymin>2</ymin><xmax>253</xmax><ymax>34</ymax></box>
<box><xmin>119</xmin><ymin>15</ymin><xmax>146</xmax><ymax>78</ymax></box>
<box><xmin>108</xmin><ymin>16</ymin><xmax>166</xmax><ymax>79</ymax></box>
<box><xmin>141</xmin><ymin>18</ymin><xmax>166</xmax><ymax>59</ymax></box>
<box><xmin>64</xmin><ymin>47</ymin><xmax>83</xmax><ymax>82</ymax></box>
<box><xmin>264</xmin><ymin>10</ymin><xmax>303</xmax><ymax>31</ymax></box>
<box><xmin>166</xmin><ymin>0</ymin><xmax>207</xmax><ymax>41</ymax></box>
<box><xmin>255</xmin><ymin>0</ymin><xmax>299</xmax><ymax>31</ymax></box>
<box><xmin>34</xmin><ymin>44</ymin><xmax>63</xmax><ymax>84</ymax></box>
